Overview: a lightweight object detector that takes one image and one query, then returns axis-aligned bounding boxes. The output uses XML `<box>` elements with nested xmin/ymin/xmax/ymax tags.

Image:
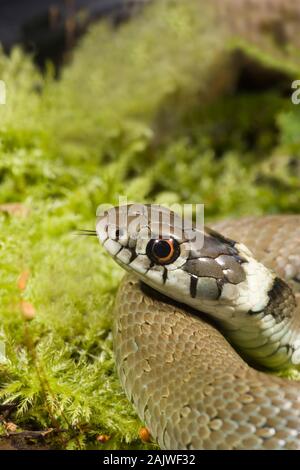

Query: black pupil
<box><xmin>152</xmin><ymin>240</ymin><xmax>171</xmax><ymax>259</ymax></box>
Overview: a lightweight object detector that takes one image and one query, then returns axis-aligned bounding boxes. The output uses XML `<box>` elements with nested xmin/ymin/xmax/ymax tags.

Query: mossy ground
<box><xmin>0</xmin><ymin>1</ymin><xmax>299</xmax><ymax>449</ymax></box>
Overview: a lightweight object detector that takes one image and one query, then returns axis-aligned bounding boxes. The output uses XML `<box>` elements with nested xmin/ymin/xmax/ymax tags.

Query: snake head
<box><xmin>96</xmin><ymin>204</ymin><xmax>275</xmax><ymax>325</ymax></box>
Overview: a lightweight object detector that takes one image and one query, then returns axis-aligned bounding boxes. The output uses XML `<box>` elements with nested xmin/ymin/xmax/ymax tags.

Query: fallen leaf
<box><xmin>20</xmin><ymin>301</ymin><xmax>36</xmax><ymax>320</ymax></box>
<box><xmin>18</xmin><ymin>271</ymin><xmax>30</xmax><ymax>290</ymax></box>
<box><xmin>96</xmin><ymin>434</ymin><xmax>111</xmax><ymax>443</ymax></box>
<box><xmin>5</xmin><ymin>422</ymin><xmax>17</xmax><ymax>433</ymax></box>
<box><xmin>0</xmin><ymin>203</ymin><xmax>30</xmax><ymax>218</ymax></box>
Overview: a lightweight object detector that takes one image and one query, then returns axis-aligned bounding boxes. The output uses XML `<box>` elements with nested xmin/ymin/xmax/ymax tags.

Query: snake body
<box><xmin>97</xmin><ymin>207</ymin><xmax>300</xmax><ymax>449</ymax></box>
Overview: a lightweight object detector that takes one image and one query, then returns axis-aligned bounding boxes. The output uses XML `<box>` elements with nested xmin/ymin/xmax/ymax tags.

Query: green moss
<box><xmin>0</xmin><ymin>0</ymin><xmax>299</xmax><ymax>449</ymax></box>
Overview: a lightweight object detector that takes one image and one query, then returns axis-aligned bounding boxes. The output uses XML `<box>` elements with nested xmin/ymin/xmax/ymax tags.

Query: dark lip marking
<box><xmin>163</xmin><ymin>267</ymin><xmax>168</xmax><ymax>284</ymax></box>
<box><xmin>190</xmin><ymin>275</ymin><xmax>198</xmax><ymax>298</ymax></box>
<box><xmin>128</xmin><ymin>247</ymin><xmax>138</xmax><ymax>263</ymax></box>
<box><xmin>144</xmin><ymin>260</ymin><xmax>156</xmax><ymax>275</ymax></box>
<box><xmin>216</xmin><ymin>278</ymin><xmax>225</xmax><ymax>298</ymax></box>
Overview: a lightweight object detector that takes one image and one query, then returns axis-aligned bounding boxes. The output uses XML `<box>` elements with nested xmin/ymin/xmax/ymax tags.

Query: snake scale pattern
<box><xmin>97</xmin><ymin>207</ymin><xmax>300</xmax><ymax>450</ymax></box>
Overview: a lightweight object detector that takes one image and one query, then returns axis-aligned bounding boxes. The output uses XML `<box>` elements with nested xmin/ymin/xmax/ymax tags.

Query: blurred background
<box><xmin>0</xmin><ymin>0</ymin><xmax>148</xmax><ymax>69</ymax></box>
<box><xmin>0</xmin><ymin>0</ymin><xmax>299</xmax><ymax>450</ymax></box>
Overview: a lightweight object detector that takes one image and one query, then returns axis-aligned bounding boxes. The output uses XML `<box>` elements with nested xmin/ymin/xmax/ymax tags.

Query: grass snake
<box><xmin>96</xmin><ymin>205</ymin><xmax>300</xmax><ymax>449</ymax></box>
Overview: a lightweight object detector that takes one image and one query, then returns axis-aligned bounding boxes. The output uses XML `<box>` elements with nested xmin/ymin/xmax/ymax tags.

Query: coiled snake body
<box><xmin>96</xmin><ymin>206</ymin><xmax>300</xmax><ymax>449</ymax></box>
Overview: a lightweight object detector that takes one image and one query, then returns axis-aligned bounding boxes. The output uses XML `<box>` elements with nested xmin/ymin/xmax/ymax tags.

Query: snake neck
<box><xmin>223</xmin><ymin>278</ymin><xmax>300</xmax><ymax>371</ymax></box>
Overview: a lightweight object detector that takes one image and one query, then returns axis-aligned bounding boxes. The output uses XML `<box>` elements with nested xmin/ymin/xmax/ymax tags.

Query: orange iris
<box><xmin>147</xmin><ymin>238</ymin><xmax>180</xmax><ymax>265</ymax></box>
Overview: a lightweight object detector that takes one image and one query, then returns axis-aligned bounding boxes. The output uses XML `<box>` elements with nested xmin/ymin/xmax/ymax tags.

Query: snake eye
<box><xmin>146</xmin><ymin>238</ymin><xmax>180</xmax><ymax>265</ymax></box>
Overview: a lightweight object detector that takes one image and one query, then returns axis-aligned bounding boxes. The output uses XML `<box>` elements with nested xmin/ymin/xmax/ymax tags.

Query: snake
<box><xmin>95</xmin><ymin>204</ymin><xmax>300</xmax><ymax>450</ymax></box>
